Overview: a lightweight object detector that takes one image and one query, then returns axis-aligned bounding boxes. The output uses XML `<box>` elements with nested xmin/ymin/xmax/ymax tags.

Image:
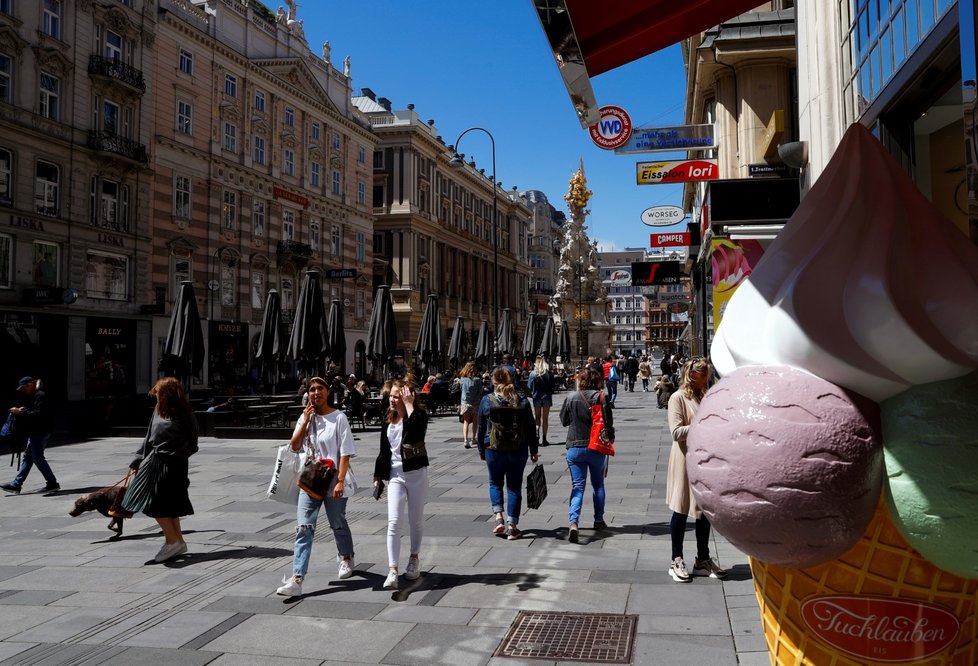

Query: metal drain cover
<box><xmin>495</xmin><ymin>611</ymin><xmax>637</xmax><ymax>663</ymax></box>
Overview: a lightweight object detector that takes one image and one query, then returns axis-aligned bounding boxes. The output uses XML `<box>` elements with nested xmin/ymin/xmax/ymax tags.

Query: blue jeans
<box><xmin>606</xmin><ymin>380</ymin><xmax>618</xmax><ymax>402</ymax></box>
<box><xmin>292</xmin><ymin>489</ymin><xmax>353</xmax><ymax>578</ymax></box>
<box><xmin>485</xmin><ymin>448</ymin><xmax>528</xmax><ymax>524</ymax></box>
<box><xmin>12</xmin><ymin>433</ymin><xmax>56</xmax><ymax>488</ymax></box>
<box><xmin>566</xmin><ymin>446</ymin><xmax>606</xmax><ymax>525</ymax></box>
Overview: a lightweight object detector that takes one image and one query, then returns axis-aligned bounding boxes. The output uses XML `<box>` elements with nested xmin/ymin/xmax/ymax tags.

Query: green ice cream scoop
<box><xmin>882</xmin><ymin>371</ymin><xmax>978</xmax><ymax>579</ymax></box>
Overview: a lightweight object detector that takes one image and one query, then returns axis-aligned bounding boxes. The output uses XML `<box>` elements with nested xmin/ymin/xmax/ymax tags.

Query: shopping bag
<box><xmin>121</xmin><ymin>451</ymin><xmax>167</xmax><ymax>513</ymax></box>
<box><xmin>266</xmin><ymin>443</ymin><xmax>304</xmax><ymax>505</ymax></box>
<box><xmin>526</xmin><ymin>464</ymin><xmax>548</xmax><ymax>510</ymax></box>
<box><xmin>587</xmin><ymin>392</ymin><xmax>615</xmax><ymax>456</ymax></box>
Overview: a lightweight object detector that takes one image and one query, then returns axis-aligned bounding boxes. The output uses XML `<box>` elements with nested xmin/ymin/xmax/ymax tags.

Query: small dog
<box><xmin>69</xmin><ymin>486</ymin><xmax>131</xmax><ymax>537</ymax></box>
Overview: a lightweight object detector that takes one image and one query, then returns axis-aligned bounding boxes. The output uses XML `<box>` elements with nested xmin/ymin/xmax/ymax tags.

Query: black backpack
<box><xmin>487</xmin><ymin>395</ymin><xmax>524</xmax><ymax>453</ymax></box>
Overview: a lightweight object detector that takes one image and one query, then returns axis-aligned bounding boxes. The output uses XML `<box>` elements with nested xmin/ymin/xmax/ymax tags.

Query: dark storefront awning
<box><xmin>533</xmin><ymin>0</ymin><xmax>767</xmax><ymax>126</ymax></box>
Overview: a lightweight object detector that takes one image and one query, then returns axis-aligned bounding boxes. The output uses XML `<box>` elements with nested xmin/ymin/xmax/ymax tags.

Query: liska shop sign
<box><xmin>801</xmin><ymin>595</ymin><xmax>960</xmax><ymax>663</ymax></box>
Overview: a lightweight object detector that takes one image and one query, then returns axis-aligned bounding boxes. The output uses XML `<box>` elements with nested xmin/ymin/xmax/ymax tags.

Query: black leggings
<box><xmin>670</xmin><ymin>511</ymin><xmax>712</xmax><ymax>561</ymax></box>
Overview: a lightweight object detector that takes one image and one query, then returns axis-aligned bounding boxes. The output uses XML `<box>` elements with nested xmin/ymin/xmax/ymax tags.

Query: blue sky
<box><xmin>299</xmin><ymin>1</ymin><xmax>690</xmax><ymax>251</ymax></box>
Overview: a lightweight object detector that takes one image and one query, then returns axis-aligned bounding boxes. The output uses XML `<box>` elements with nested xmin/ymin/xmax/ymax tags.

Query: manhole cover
<box><xmin>495</xmin><ymin>611</ymin><xmax>637</xmax><ymax>663</ymax></box>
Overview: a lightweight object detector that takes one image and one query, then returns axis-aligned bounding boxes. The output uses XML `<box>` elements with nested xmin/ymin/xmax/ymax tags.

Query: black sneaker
<box><xmin>1</xmin><ymin>482</ymin><xmax>21</xmax><ymax>494</ymax></box>
<box><xmin>44</xmin><ymin>482</ymin><xmax>61</xmax><ymax>492</ymax></box>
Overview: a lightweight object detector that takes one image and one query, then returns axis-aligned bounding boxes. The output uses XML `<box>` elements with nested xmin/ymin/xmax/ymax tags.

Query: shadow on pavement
<box><xmin>161</xmin><ymin>545</ymin><xmax>293</xmax><ymax>568</ymax></box>
<box><xmin>723</xmin><ymin>563</ymin><xmax>753</xmax><ymax>582</ymax></box>
<box><xmin>391</xmin><ymin>571</ymin><xmax>547</xmax><ymax>602</ymax></box>
<box><xmin>89</xmin><ymin>528</ymin><xmax>226</xmax><ymax>544</ymax></box>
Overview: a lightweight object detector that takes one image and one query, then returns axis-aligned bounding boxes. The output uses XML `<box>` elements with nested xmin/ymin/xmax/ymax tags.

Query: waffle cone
<box><xmin>751</xmin><ymin>500</ymin><xmax>978</xmax><ymax>665</ymax></box>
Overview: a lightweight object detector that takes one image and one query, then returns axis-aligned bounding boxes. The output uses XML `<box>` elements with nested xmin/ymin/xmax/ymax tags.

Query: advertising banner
<box><xmin>650</xmin><ymin>231</ymin><xmax>690</xmax><ymax>248</ymax></box>
<box><xmin>630</xmin><ymin>261</ymin><xmax>683</xmax><ymax>286</ymax></box>
<box><xmin>637</xmin><ymin>159</ymin><xmax>718</xmax><ymax>185</ymax></box>
<box><xmin>614</xmin><ymin>124</ymin><xmax>716</xmax><ymax>154</ymax></box>
<box><xmin>711</xmin><ymin>238</ymin><xmax>765</xmax><ymax>329</ymax></box>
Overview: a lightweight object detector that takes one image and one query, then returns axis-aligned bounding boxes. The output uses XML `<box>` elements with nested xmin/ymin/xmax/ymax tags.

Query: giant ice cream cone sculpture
<box><xmin>690</xmin><ymin>124</ymin><xmax>978</xmax><ymax>664</ymax></box>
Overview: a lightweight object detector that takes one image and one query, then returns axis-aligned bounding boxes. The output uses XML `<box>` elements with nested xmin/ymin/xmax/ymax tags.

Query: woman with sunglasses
<box><xmin>277</xmin><ymin>376</ymin><xmax>358</xmax><ymax>597</ymax></box>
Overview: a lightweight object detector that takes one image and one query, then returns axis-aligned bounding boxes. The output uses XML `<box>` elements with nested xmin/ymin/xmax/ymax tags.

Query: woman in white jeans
<box><xmin>373</xmin><ymin>375</ymin><xmax>429</xmax><ymax>590</ymax></box>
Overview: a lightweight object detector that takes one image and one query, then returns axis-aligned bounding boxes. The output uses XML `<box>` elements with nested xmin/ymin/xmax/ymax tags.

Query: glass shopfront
<box><xmin>85</xmin><ymin>317</ymin><xmax>137</xmax><ymax>428</ymax></box>
<box><xmin>208</xmin><ymin>320</ymin><xmax>250</xmax><ymax>394</ymax></box>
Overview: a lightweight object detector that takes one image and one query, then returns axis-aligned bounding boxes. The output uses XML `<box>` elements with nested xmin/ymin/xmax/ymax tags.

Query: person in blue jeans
<box><xmin>559</xmin><ymin>367</ymin><xmax>613</xmax><ymax>543</ymax></box>
<box><xmin>2</xmin><ymin>377</ymin><xmax>58</xmax><ymax>495</ymax></box>
<box><xmin>477</xmin><ymin>367</ymin><xmax>539</xmax><ymax>540</ymax></box>
<box><xmin>601</xmin><ymin>355</ymin><xmax>618</xmax><ymax>405</ymax></box>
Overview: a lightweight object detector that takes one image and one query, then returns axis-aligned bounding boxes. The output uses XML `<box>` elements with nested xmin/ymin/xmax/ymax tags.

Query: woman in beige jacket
<box><xmin>665</xmin><ymin>357</ymin><xmax>727</xmax><ymax>583</ymax></box>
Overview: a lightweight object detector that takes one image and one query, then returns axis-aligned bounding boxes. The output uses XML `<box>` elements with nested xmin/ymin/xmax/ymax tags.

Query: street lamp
<box><xmin>449</xmin><ymin>127</ymin><xmax>498</xmax><ymax>339</ymax></box>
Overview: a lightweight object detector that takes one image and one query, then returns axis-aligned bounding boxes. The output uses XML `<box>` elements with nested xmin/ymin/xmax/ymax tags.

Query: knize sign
<box><xmin>637</xmin><ymin>159</ymin><xmax>718</xmax><ymax>184</ymax></box>
<box><xmin>650</xmin><ymin>232</ymin><xmax>690</xmax><ymax>248</ymax></box>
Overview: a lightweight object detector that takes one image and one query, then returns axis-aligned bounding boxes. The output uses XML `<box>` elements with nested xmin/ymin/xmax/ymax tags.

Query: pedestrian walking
<box><xmin>559</xmin><ymin>367</ymin><xmax>612</xmax><ymax>543</ymax></box>
<box><xmin>276</xmin><ymin>376</ymin><xmax>358</xmax><ymax>597</ymax></box>
<box><xmin>457</xmin><ymin>362</ymin><xmax>482</xmax><ymax>449</ymax></box>
<box><xmin>527</xmin><ymin>356</ymin><xmax>555</xmax><ymax>447</ymax></box>
<box><xmin>666</xmin><ymin>357</ymin><xmax>727</xmax><ymax>583</ymax></box>
<box><xmin>2</xmin><ymin>377</ymin><xmax>58</xmax><ymax>495</ymax></box>
<box><xmin>127</xmin><ymin>377</ymin><xmax>198</xmax><ymax>562</ymax></box>
<box><xmin>373</xmin><ymin>376</ymin><xmax>429</xmax><ymax>591</ymax></box>
<box><xmin>477</xmin><ymin>367</ymin><xmax>539</xmax><ymax>540</ymax></box>
<box><xmin>625</xmin><ymin>355</ymin><xmax>639</xmax><ymax>392</ymax></box>
<box><xmin>638</xmin><ymin>357</ymin><xmax>653</xmax><ymax>392</ymax></box>
<box><xmin>601</xmin><ymin>355</ymin><xmax>619</xmax><ymax>405</ymax></box>
<box><xmin>655</xmin><ymin>374</ymin><xmax>676</xmax><ymax>409</ymax></box>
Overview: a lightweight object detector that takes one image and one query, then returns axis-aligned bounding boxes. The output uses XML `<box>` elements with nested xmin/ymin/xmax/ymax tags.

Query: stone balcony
<box><xmin>87</xmin><ymin>131</ymin><xmax>148</xmax><ymax>163</ymax></box>
<box><xmin>88</xmin><ymin>55</ymin><xmax>146</xmax><ymax>92</ymax></box>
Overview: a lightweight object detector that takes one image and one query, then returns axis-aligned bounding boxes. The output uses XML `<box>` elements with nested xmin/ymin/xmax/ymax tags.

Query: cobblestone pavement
<box><xmin>0</xmin><ymin>387</ymin><xmax>768</xmax><ymax>665</ymax></box>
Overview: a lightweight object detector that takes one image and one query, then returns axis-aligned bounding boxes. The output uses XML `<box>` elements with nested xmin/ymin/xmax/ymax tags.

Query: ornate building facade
<box><xmin>523</xmin><ymin>189</ymin><xmax>564</xmax><ymax>317</ymax></box>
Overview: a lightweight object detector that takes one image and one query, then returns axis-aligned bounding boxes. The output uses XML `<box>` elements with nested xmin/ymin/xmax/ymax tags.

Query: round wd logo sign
<box><xmin>589</xmin><ymin>106</ymin><xmax>632</xmax><ymax>150</ymax></box>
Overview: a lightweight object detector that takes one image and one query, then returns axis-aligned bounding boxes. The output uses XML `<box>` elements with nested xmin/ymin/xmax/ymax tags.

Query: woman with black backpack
<box><xmin>476</xmin><ymin>367</ymin><xmax>539</xmax><ymax>540</ymax></box>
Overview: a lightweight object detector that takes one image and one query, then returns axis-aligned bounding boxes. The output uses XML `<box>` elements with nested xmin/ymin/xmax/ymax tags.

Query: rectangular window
<box><xmin>103</xmin><ymin>100</ymin><xmax>119</xmax><ymax>134</ymax></box>
<box><xmin>32</xmin><ymin>241</ymin><xmax>59</xmax><ymax>287</ymax></box>
<box><xmin>86</xmin><ymin>251</ymin><xmax>128</xmax><ymax>300</ymax></box>
<box><xmin>224</xmin><ymin>73</ymin><xmax>237</xmax><ymax>97</ymax></box>
<box><xmin>43</xmin><ymin>0</ymin><xmax>61</xmax><ymax>39</ymax></box>
<box><xmin>311</xmin><ymin>121</ymin><xmax>320</xmax><ymax>141</ymax></box>
<box><xmin>253</xmin><ymin>136</ymin><xmax>265</xmax><ymax>164</ymax></box>
<box><xmin>355</xmin><ymin>288</ymin><xmax>365</xmax><ymax>319</ymax></box>
<box><xmin>177</xmin><ymin>100</ymin><xmax>191</xmax><ymax>134</ymax></box>
<box><xmin>223</xmin><ymin>122</ymin><xmax>237</xmax><ymax>152</ymax></box>
<box><xmin>357</xmin><ymin>180</ymin><xmax>365</xmax><ymax>205</ymax></box>
<box><xmin>39</xmin><ymin>72</ymin><xmax>59</xmax><ymax>121</ymax></box>
<box><xmin>0</xmin><ymin>53</ymin><xmax>10</xmax><ymax>103</ymax></box>
<box><xmin>373</xmin><ymin>150</ymin><xmax>384</xmax><ymax>168</ymax></box>
<box><xmin>310</xmin><ymin>161</ymin><xmax>320</xmax><ymax>187</ymax></box>
<box><xmin>251</xmin><ymin>269</ymin><xmax>265</xmax><ymax>309</ymax></box>
<box><xmin>0</xmin><ymin>1</ymin><xmax>10</xmax><ymax>16</ymax></box>
<box><xmin>0</xmin><ymin>233</ymin><xmax>11</xmax><ymax>288</ymax></box>
<box><xmin>174</xmin><ymin>175</ymin><xmax>191</xmax><ymax>218</ymax></box>
<box><xmin>331</xmin><ymin>224</ymin><xmax>341</xmax><ymax>256</ymax></box>
<box><xmin>356</xmin><ymin>231</ymin><xmax>365</xmax><ymax>263</ymax></box>
<box><xmin>222</xmin><ymin>190</ymin><xmax>236</xmax><ymax>230</ymax></box>
<box><xmin>220</xmin><ymin>259</ymin><xmax>235</xmax><ymax>306</ymax></box>
<box><xmin>282</xmin><ymin>208</ymin><xmax>295</xmax><ymax>241</ymax></box>
<box><xmin>254</xmin><ymin>90</ymin><xmax>265</xmax><ymax>111</ymax></box>
<box><xmin>309</xmin><ymin>220</ymin><xmax>320</xmax><ymax>252</ymax></box>
<box><xmin>100</xmin><ymin>179</ymin><xmax>119</xmax><ymax>228</ymax></box>
<box><xmin>285</xmin><ymin>107</ymin><xmax>295</xmax><ymax>127</ymax></box>
<box><xmin>357</xmin><ymin>144</ymin><xmax>366</xmax><ymax>163</ymax></box>
<box><xmin>253</xmin><ymin>199</ymin><xmax>265</xmax><ymax>237</ymax></box>
<box><xmin>0</xmin><ymin>147</ymin><xmax>11</xmax><ymax>205</ymax></box>
<box><xmin>178</xmin><ymin>48</ymin><xmax>193</xmax><ymax>75</ymax></box>
<box><xmin>105</xmin><ymin>31</ymin><xmax>123</xmax><ymax>61</ymax></box>
<box><xmin>284</xmin><ymin>148</ymin><xmax>294</xmax><ymax>176</ymax></box>
<box><xmin>332</xmin><ymin>132</ymin><xmax>341</xmax><ymax>151</ymax></box>
<box><xmin>35</xmin><ymin>160</ymin><xmax>59</xmax><ymax>215</ymax></box>
<box><xmin>331</xmin><ymin>170</ymin><xmax>340</xmax><ymax>195</ymax></box>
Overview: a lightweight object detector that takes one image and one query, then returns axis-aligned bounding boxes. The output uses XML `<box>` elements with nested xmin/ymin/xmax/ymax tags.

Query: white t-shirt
<box><xmin>293</xmin><ymin>410</ymin><xmax>358</xmax><ymax>496</ymax></box>
<box><xmin>387</xmin><ymin>421</ymin><xmax>404</xmax><ymax>468</ymax></box>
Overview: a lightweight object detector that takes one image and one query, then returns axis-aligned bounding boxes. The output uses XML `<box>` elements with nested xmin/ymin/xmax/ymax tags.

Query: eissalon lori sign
<box><xmin>800</xmin><ymin>595</ymin><xmax>960</xmax><ymax>663</ymax></box>
<box><xmin>637</xmin><ymin>159</ymin><xmax>718</xmax><ymax>184</ymax></box>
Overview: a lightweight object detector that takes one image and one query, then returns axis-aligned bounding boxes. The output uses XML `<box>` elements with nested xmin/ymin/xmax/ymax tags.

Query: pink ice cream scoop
<box><xmin>687</xmin><ymin>365</ymin><xmax>883</xmax><ymax>568</ymax></box>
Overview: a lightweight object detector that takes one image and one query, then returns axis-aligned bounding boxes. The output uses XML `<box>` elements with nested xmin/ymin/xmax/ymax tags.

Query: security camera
<box><xmin>778</xmin><ymin>141</ymin><xmax>809</xmax><ymax>169</ymax></box>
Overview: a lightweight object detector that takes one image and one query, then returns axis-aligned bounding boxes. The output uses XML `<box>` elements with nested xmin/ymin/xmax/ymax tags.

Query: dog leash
<box><xmin>96</xmin><ymin>470</ymin><xmax>134</xmax><ymax>494</ymax></box>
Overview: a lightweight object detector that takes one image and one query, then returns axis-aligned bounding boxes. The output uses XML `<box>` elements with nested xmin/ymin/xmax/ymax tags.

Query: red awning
<box><xmin>564</xmin><ymin>0</ymin><xmax>768</xmax><ymax>76</ymax></box>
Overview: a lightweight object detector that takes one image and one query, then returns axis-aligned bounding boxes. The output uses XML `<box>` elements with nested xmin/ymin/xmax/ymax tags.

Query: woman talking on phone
<box><xmin>373</xmin><ymin>375</ymin><xmax>429</xmax><ymax>590</ymax></box>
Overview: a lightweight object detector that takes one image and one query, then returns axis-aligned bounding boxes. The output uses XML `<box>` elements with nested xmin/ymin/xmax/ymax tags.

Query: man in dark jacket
<box><xmin>2</xmin><ymin>377</ymin><xmax>59</xmax><ymax>494</ymax></box>
<box><xmin>625</xmin><ymin>355</ymin><xmax>640</xmax><ymax>392</ymax></box>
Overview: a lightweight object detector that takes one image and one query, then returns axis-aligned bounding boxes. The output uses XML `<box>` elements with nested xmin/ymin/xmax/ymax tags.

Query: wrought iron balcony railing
<box><xmin>276</xmin><ymin>240</ymin><xmax>314</xmax><ymax>259</ymax></box>
<box><xmin>87</xmin><ymin>131</ymin><xmax>148</xmax><ymax>163</ymax></box>
<box><xmin>88</xmin><ymin>55</ymin><xmax>146</xmax><ymax>91</ymax></box>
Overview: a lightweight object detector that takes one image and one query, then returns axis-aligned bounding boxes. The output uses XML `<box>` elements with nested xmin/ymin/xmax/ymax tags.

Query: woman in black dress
<box><xmin>129</xmin><ymin>377</ymin><xmax>198</xmax><ymax>563</ymax></box>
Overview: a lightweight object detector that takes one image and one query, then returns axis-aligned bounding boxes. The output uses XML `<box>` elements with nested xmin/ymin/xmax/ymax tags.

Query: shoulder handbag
<box><xmin>526</xmin><ymin>463</ymin><xmax>547</xmax><ymax>510</ymax></box>
<box><xmin>296</xmin><ymin>416</ymin><xmax>337</xmax><ymax>501</ymax></box>
<box><xmin>585</xmin><ymin>391</ymin><xmax>615</xmax><ymax>456</ymax></box>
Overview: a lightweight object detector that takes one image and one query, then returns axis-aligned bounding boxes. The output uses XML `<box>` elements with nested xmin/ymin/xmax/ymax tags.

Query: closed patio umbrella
<box><xmin>367</xmin><ymin>285</ymin><xmax>397</xmax><ymax>378</ymax></box>
<box><xmin>520</xmin><ymin>313</ymin><xmax>537</xmax><ymax>361</ymax></box>
<box><xmin>538</xmin><ymin>316</ymin><xmax>556</xmax><ymax>360</ymax></box>
<box><xmin>414</xmin><ymin>294</ymin><xmax>442</xmax><ymax>375</ymax></box>
<box><xmin>496</xmin><ymin>308</ymin><xmax>513</xmax><ymax>357</ymax></box>
<box><xmin>327</xmin><ymin>299</ymin><xmax>346</xmax><ymax>373</ymax></box>
<box><xmin>286</xmin><ymin>271</ymin><xmax>329</xmax><ymax>377</ymax></box>
<box><xmin>254</xmin><ymin>289</ymin><xmax>283</xmax><ymax>390</ymax></box>
<box><xmin>474</xmin><ymin>320</ymin><xmax>491</xmax><ymax>364</ymax></box>
<box><xmin>447</xmin><ymin>316</ymin><xmax>467</xmax><ymax>368</ymax></box>
<box><xmin>558</xmin><ymin>323</ymin><xmax>572</xmax><ymax>364</ymax></box>
<box><xmin>162</xmin><ymin>281</ymin><xmax>204</xmax><ymax>390</ymax></box>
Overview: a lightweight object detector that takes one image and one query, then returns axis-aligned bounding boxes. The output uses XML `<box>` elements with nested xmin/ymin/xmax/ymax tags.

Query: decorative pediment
<box><xmin>222</xmin><ymin>105</ymin><xmax>241</xmax><ymax>123</ymax></box>
<box><xmin>0</xmin><ymin>26</ymin><xmax>29</xmax><ymax>56</ymax></box>
<box><xmin>101</xmin><ymin>7</ymin><xmax>133</xmax><ymax>34</ymax></box>
<box><xmin>33</xmin><ymin>47</ymin><xmax>72</xmax><ymax>76</ymax></box>
<box><xmin>250</xmin><ymin>253</ymin><xmax>270</xmax><ymax>267</ymax></box>
<box><xmin>252</xmin><ymin>117</ymin><xmax>271</xmax><ymax>135</ymax></box>
<box><xmin>309</xmin><ymin>145</ymin><xmax>323</xmax><ymax>160</ymax></box>
<box><xmin>254</xmin><ymin>57</ymin><xmax>339</xmax><ymax>115</ymax></box>
<box><xmin>281</xmin><ymin>133</ymin><xmax>297</xmax><ymax>148</ymax></box>
<box><xmin>167</xmin><ymin>236</ymin><xmax>198</xmax><ymax>257</ymax></box>
<box><xmin>330</xmin><ymin>154</ymin><xmax>341</xmax><ymax>169</ymax></box>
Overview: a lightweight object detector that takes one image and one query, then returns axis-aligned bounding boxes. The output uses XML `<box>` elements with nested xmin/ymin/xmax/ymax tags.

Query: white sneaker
<box><xmin>405</xmin><ymin>556</ymin><xmax>420</xmax><ymax>580</ymax></box>
<box><xmin>338</xmin><ymin>558</ymin><xmax>354</xmax><ymax>579</ymax></box>
<box><xmin>154</xmin><ymin>542</ymin><xmax>187</xmax><ymax>563</ymax></box>
<box><xmin>276</xmin><ymin>575</ymin><xmax>303</xmax><ymax>596</ymax></box>
<box><xmin>669</xmin><ymin>556</ymin><xmax>692</xmax><ymax>583</ymax></box>
<box><xmin>383</xmin><ymin>569</ymin><xmax>399</xmax><ymax>590</ymax></box>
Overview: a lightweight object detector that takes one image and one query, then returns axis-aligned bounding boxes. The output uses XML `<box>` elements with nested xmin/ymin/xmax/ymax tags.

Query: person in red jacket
<box><xmin>601</xmin><ymin>355</ymin><xmax>618</xmax><ymax>405</ymax></box>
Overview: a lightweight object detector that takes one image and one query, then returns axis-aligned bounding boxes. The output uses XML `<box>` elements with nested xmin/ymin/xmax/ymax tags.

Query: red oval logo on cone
<box><xmin>801</xmin><ymin>595</ymin><xmax>960</xmax><ymax>663</ymax></box>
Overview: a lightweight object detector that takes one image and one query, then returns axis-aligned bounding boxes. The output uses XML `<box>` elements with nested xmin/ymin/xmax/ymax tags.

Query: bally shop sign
<box><xmin>614</xmin><ymin>124</ymin><xmax>716</xmax><ymax>155</ymax></box>
<box><xmin>650</xmin><ymin>231</ymin><xmax>690</xmax><ymax>248</ymax></box>
<box><xmin>637</xmin><ymin>159</ymin><xmax>718</xmax><ymax>185</ymax></box>
<box><xmin>273</xmin><ymin>186</ymin><xmax>309</xmax><ymax>209</ymax></box>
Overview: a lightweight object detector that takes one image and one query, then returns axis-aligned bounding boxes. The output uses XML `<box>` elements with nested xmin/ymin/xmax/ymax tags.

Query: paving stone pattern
<box><xmin>0</xmin><ymin>388</ymin><xmax>768</xmax><ymax>665</ymax></box>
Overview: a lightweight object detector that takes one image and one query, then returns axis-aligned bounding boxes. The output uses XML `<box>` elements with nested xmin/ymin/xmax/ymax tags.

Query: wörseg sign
<box><xmin>641</xmin><ymin>205</ymin><xmax>685</xmax><ymax>227</ymax></box>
